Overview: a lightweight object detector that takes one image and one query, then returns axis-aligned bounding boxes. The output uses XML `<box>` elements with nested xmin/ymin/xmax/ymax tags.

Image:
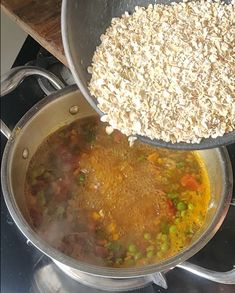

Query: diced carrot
<box><xmin>181</xmin><ymin>174</ymin><xmax>199</xmax><ymax>191</ymax></box>
<box><xmin>147</xmin><ymin>153</ymin><xmax>158</xmax><ymax>163</ymax></box>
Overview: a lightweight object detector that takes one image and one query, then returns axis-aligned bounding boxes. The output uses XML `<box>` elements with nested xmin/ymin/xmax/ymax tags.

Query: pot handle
<box><xmin>0</xmin><ymin>66</ymin><xmax>65</xmax><ymax>139</ymax></box>
<box><xmin>177</xmin><ymin>261</ymin><xmax>235</xmax><ymax>284</ymax></box>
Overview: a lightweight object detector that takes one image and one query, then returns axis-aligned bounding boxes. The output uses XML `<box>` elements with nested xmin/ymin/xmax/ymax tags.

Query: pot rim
<box><xmin>1</xmin><ymin>86</ymin><xmax>233</xmax><ymax>278</ymax></box>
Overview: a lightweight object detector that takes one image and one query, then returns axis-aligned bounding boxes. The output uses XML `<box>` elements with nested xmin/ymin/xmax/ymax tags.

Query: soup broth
<box><xmin>25</xmin><ymin>116</ymin><xmax>210</xmax><ymax>267</ymax></box>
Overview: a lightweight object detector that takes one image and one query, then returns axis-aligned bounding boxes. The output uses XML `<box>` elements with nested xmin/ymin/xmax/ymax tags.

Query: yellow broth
<box><xmin>25</xmin><ymin>116</ymin><xmax>210</xmax><ymax>267</ymax></box>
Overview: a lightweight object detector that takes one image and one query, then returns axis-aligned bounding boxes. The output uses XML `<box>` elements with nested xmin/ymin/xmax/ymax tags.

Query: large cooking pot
<box><xmin>1</xmin><ymin>67</ymin><xmax>235</xmax><ymax>291</ymax></box>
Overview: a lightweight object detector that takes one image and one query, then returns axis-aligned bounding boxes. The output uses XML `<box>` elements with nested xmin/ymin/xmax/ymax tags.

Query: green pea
<box><xmin>126</xmin><ymin>259</ymin><xmax>135</xmax><ymax>266</ymax></box>
<box><xmin>173</xmin><ymin>198</ymin><xmax>178</xmax><ymax>206</ymax></box>
<box><xmin>156</xmin><ymin>233</ymin><xmax>162</xmax><ymax>240</ymax></box>
<box><xmin>176</xmin><ymin>162</ymin><xmax>185</xmax><ymax>169</ymax></box>
<box><xmin>161</xmin><ymin>234</ymin><xmax>168</xmax><ymax>242</ymax></box>
<box><xmin>169</xmin><ymin>225</ymin><xmax>177</xmax><ymax>233</ymax></box>
<box><xmin>78</xmin><ymin>173</ymin><xmax>86</xmax><ymax>183</ymax></box>
<box><xmin>167</xmin><ymin>192</ymin><xmax>179</xmax><ymax>199</ymax></box>
<box><xmin>146</xmin><ymin>245</ymin><xmax>155</xmax><ymax>252</ymax></box>
<box><xmin>147</xmin><ymin>250</ymin><xmax>154</xmax><ymax>258</ymax></box>
<box><xmin>134</xmin><ymin>252</ymin><xmax>143</xmax><ymax>260</ymax></box>
<box><xmin>144</xmin><ymin>233</ymin><xmax>151</xmax><ymax>240</ymax></box>
<box><xmin>177</xmin><ymin>201</ymin><xmax>187</xmax><ymax>211</ymax></box>
<box><xmin>175</xmin><ymin>218</ymin><xmax>180</xmax><ymax>224</ymax></box>
<box><xmin>128</xmin><ymin>244</ymin><xmax>137</xmax><ymax>253</ymax></box>
<box><xmin>161</xmin><ymin>242</ymin><xmax>169</xmax><ymax>252</ymax></box>
<box><xmin>181</xmin><ymin>210</ymin><xmax>187</xmax><ymax>217</ymax></box>
<box><xmin>188</xmin><ymin>203</ymin><xmax>194</xmax><ymax>210</ymax></box>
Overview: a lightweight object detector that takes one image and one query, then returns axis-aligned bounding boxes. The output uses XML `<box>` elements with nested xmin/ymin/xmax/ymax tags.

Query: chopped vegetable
<box><xmin>147</xmin><ymin>251</ymin><xmax>154</xmax><ymax>258</ymax></box>
<box><xmin>177</xmin><ymin>202</ymin><xmax>187</xmax><ymax>211</ymax></box>
<box><xmin>188</xmin><ymin>203</ymin><xmax>194</xmax><ymax>210</ymax></box>
<box><xmin>181</xmin><ymin>174</ymin><xmax>200</xmax><ymax>190</ymax></box>
<box><xmin>128</xmin><ymin>244</ymin><xmax>137</xmax><ymax>253</ymax></box>
<box><xmin>161</xmin><ymin>242</ymin><xmax>169</xmax><ymax>252</ymax></box>
<box><xmin>25</xmin><ymin>116</ymin><xmax>210</xmax><ymax>268</ymax></box>
<box><xmin>144</xmin><ymin>233</ymin><xmax>151</xmax><ymax>240</ymax></box>
<box><xmin>176</xmin><ymin>162</ymin><xmax>185</xmax><ymax>169</ymax></box>
<box><xmin>169</xmin><ymin>225</ymin><xmax>177</xmax><ymax>233</ymax></box>
<box><xmin>181</xmin><ymin>210</ymin><xmax>187</xmax><ymax>217</ymax></box>
<box><xmin>161</xmin><ymin>234</ymin><xmax>168</xmax><ymax>242</ymax></box>
<box><xmin>77</xmin><ymin>172</ymin><xmax>86</xmax><ymax>185</ymax></box>
<box><xmin>134</xmin><ymin>252</ymin><xmax>143</xmax><ymax>260</ymax></box>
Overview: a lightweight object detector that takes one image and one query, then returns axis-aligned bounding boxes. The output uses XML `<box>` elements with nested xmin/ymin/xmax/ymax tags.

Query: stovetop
<box><xmin>1</xmin><ymin>36</ymin><xmax>235</xmax><ymax>293</ymax></box>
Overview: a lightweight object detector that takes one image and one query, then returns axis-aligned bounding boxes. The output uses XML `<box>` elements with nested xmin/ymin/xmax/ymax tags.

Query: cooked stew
<box><xmin>25</xmin><ymin>116</ymin><xmax>210</xmax><ymax>267</ymax></box>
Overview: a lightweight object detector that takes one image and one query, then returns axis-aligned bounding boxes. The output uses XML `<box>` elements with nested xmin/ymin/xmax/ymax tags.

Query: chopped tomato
<box><xmin>181</xmin><ymin>174</ymin><xmax>199</xmax><ymax>190</ymax></box>
<box><xmin>166</xmin><ymin>199</ymin><xmax>176</xmax><ymax>217</ymax></box>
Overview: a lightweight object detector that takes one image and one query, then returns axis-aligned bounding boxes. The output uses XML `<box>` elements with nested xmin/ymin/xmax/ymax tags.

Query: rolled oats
<box><xmin>88</xmin><ymin>0</ymin><xmax>235</xmax><ymax>144</ymax></box>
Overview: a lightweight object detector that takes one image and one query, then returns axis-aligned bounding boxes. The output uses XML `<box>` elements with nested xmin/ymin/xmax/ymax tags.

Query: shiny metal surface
<box><xmin>1</xmin><ymin>66</ymin><xmax>64</xmax><ymax>96</ymax></box>
<box><xmin>0</xmin><ymin>66</ymin><xmax>65</xmax><ymax>140</ymax></box>
<box><xmin>61</xmin><ymin>0</ymin><xmax>235</xmax><ymax>150</ymax></box>
<box><xmin>1</xmin><ymin>120</ymin><xmax>11</xmax><ymax>140</ymax></box>
<box><xmin>53</xmin><ymin>260</ymin><xmax>168</xmax><ymax>291</ymax></box>
<box><xmin>177</xmin><ymin>262</ymin><xmax>235</xmax><ymax>284</ymax></box>
<box><xmin>1</xmin><ymin>84</ymin><xmax>234</xmax><ymax>288</ymax></box>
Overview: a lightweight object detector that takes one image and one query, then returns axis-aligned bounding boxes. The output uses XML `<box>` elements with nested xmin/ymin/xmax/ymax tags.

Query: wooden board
<box><xmin>1</xmin><ymin>0</ymin><xmax>67</xmax><ymax>66</ymax></box>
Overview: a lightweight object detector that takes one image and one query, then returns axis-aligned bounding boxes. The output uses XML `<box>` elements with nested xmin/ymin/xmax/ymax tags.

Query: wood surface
<box><xmin>1</xmin><ymin>0</ymin><xmax>67</xmax><ymax>66</ymax></box>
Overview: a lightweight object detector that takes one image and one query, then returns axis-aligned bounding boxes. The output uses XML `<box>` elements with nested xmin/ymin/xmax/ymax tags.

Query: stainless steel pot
<box><xmin>61</xmin><ymin>0</ymin><xmax>235</xmax><ymax>150</ymax></box>
<box><xmin>1</xmin><ymin>67</ymin><xmax>235</xmax><ymax>291</ymax></box>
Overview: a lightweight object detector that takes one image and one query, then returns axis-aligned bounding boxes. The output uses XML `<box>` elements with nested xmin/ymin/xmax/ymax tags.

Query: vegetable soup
<box><xmin>25</xmin><ymin>116</ymin><xmax>210</xmax><ymax>267</ymax></box>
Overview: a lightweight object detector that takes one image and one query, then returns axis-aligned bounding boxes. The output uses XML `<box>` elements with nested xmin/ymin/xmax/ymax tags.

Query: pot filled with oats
<box><xmin>62</xmin><ymin>0</ymin><xmax>235</xmax><ymax>149</ymax></box>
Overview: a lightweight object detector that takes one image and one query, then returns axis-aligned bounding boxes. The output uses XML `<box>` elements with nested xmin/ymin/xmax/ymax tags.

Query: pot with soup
<box><xmin>1</xmin><ymin>68</ymin><xmax>234</xmax><ymax>290</ymax></box>
<box><xmin>26</xmin><ymin>116</ymin><xmax>211</xmax><ymax>268</ymax></box>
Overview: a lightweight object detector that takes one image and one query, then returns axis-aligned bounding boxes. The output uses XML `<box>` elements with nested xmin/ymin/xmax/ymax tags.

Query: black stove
<box><xmin>1</xmin><ymin>36</ymin><xmax>235</xmax><ymax>293</ymax></box>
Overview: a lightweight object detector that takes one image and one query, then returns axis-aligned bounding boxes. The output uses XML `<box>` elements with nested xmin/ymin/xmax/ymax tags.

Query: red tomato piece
<box><xmin>166</xmin><ymin>199</ymin><xmax>176</xmax><ymax>217</ymax></box>
<box><xmin>181</xmin><ymin>174</ymin><xmax>199</xmax><ymax>190</ymax></box>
